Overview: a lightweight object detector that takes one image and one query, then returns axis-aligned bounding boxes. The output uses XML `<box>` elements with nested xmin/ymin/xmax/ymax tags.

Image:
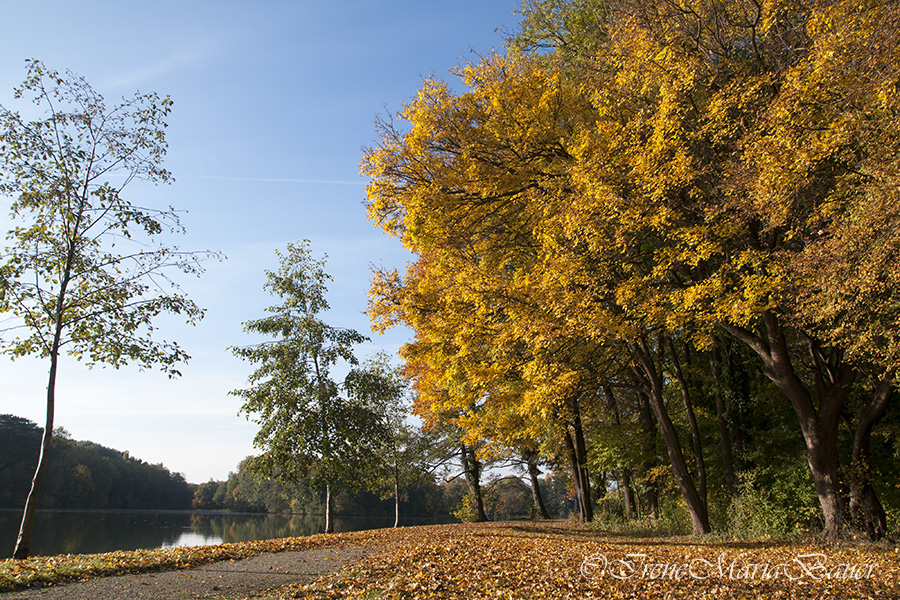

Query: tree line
<box><xmin>0</xmin><ymin>412</ymin><xmax>580</xmax><ymax>522</ymax></box>
<box><xmin>191</xmin><ymin>456</ymin><xmax>577</xmax><ymax>521</ymax></box>
<box><xmin>0</xmin><ymin>414</ymin><xmax>193</xmax><ymax>510</ymax></box>
<box><xmin>223</xmin><ymin>241</ymin><xmax>585</xmax><ymax>527</ymax></box>
<box><xmin>362</xmin><ymin>0</ymin><xmax>900</xmax><ymax>540</ymax></box>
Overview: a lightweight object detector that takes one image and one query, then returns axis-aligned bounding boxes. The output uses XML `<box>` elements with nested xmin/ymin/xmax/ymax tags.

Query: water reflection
<box><xmin>0</xmin><ymin>510</ymin><xmax>453</xmax><ymax>558</ymax></box>
<box><xmin>187</xmin><ymin>513</ymin><xmax>330</xmax><ymax>544</ymax></box>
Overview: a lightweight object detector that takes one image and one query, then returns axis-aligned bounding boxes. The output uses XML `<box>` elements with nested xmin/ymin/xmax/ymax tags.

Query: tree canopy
<box><xmin>363</xmin><ymin>0</ymin><xmax>900</xmax><ymax>539</ymax></box>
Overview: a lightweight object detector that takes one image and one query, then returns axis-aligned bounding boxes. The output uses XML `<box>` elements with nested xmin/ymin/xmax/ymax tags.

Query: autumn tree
<box><xmin>0</xmin><ymin>60</ymin><xmax>216</xmax><ymax>559</ymax></box>
<box><xmin>520</xmin><ymin>0</ymin><xmax>900</xmax><ymax>539</ymax></box>
<box><xmin>231</xmin><ymin>241</ymin><xmax>389</xmax><ymax>534</ymax></box>
<box><xmin>365</xmin><ymin>0</ymin><xmax>900</xmax><ymax>538</ymax></box>
<box><xmin>364</xmin><ymin>50</ymin><xmax>719</xmax><ymax>529</ymax></box>
<box><xmin>364</xmin><ymin>55</ymin><xmax>610</xmax><ymax>523</ymax></box>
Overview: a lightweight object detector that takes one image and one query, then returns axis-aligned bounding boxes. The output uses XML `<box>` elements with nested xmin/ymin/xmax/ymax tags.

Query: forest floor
<box><xmin>2</xmin><ymin>521</ymin><xmax>899</xmax><ymax>599</ymax></box>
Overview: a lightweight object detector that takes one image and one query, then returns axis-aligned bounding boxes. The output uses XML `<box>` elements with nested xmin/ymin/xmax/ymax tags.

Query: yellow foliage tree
<box><xmin>364</xmin><ymin>0</ymin><xmax>900</xmax><ymax>539</ymax></box>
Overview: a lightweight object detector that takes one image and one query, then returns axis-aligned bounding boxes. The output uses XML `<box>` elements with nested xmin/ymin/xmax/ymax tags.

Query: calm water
<box><xmin>0</xmin><ymin>510</ymin><xmax>454</xmax><ymax>559</ymax></box>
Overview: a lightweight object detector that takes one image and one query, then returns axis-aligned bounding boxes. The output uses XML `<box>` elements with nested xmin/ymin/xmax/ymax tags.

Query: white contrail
<box><xmin>106</xmin><ymin>39</ymin><xmax>222</xmax><ymax>88</ymax></box>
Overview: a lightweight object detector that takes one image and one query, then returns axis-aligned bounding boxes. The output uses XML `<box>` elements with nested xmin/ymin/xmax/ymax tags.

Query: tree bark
<box><xmin>563</xmin><ymin>397</ymin><xmax>593</xmax><ymax>522</ymax></box>
<box><xmin>324</xmin><ymin>483</ymin><xmax>335</xmax><ymax>533</ymax></box>
<box><xmin>572</xmin><ymin>403</ymin><xmax>593</xmax><ymax>523</ymax></box>
<box><xmin>393</xmin><ymin>469</ymin><xmax>400</xmax><ymax>528</ymax></box>
<box><xmin>603</xmin><ymin>387</ymin><xmax>637</xmax><ymax>519</ymax></box>
<box><xmin>850</xmin><ymin>371</ymin><xmax>893</xmax><ymax>540</ymax></box>
<box><xmin>13</xmin><ymin>220</ymin><xmax>77</xmax><ymax>559</ymax></box>
<box><xmin>563</xmin><ymin>431</ymin><xmax>585</xmax><ymax>519</ymax></box>
<box><xmin>720</xmin><ymin>312</ymin><xmax>855</xmax><ymax>539</ymax></box>
<box><xmin>620</xmin><ymin>468</ymin><xmax>637</xmax><ymax>519</ymax></box>
<box><xmin>13</xmin><ymin>353</ymin><xmax>57</xmax><ymax>559</ymax></box>
<box><xmin>460</xmin><ymin>443</ymin><xmax>488</xmax><ymax>522</ymax></box>
<box><xmin>668</xmin><ymin>340</ymin><xmax>708</xmax><ymax>506</ymax></box>
<box><xmin>632</xmin><ymin>338</ymin><xmax>710</xmax><ymax>535</ymax></box>
<box><xmin>636</xmin><ymin>389</ymin><xmax>659</xmax><ymax>520</ymax></box>
<box><xmin>525</xmin><ymin>450</ymin><xmax>551</xmax><ymax>519</ymax></box>
<box><xmin>709</xmin><ymin>342</ymin><xmax>738</xmax><ymax>497</ymax></box>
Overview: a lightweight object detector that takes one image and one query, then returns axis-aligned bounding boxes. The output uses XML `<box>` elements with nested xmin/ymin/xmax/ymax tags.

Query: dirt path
<box><xmin>1</xmin><ymin>544</ymin><xmax>374</xmax><ymax>600</ymax></box>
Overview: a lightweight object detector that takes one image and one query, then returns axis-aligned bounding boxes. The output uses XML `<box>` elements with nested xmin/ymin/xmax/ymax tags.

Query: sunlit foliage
<box><xmin>363</xmin><ymin>0</ymin><xmax>900</xmax><ymax>540</ymax></box>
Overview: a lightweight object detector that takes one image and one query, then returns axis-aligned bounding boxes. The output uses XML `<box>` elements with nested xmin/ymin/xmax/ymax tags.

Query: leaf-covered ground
<box><xmin>2</xmin><ymin>521</ymin><xmax>898</xmax><ymax>599</ymax></box>
<box><xmin>0</xmin><ymin>533</ymin><xmax>356</xmax><ymax>592</ymax></box>
<box><xmin>246</xmin><ymin>522</ymin><xmax>900</xmax><ymax>600</ymax></box>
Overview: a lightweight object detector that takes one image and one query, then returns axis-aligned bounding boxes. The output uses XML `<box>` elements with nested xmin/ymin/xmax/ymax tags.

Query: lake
<box><xmin>0</xmin><ymin>510</ymin><xmax>456</xmax><ymax>559</ymax></box>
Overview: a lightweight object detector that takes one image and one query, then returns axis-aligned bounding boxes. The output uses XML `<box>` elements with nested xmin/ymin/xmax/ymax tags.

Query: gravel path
<box><xmin>1</xmin><ymin>544</ymin><xmax>375</xmax><ymax>600</ymax></box>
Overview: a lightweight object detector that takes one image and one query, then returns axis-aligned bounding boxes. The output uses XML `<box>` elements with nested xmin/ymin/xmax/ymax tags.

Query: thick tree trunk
<box><xmin>709</xmin><ymin>343</ymin><xmax>738</xmax><ymax>497</ymax></box>
<box><xmin>324</xmin><ymin>483</ymin><xmax>335</xmax><ymax>533</ymax></box>
<box><xmin>805</xmin><ymin>423</ymin><xmax>847</xmax><ymax>539</ymax></box>
<box><xmin>632</xmin><ymin>339</ymin><xmax>710</xmax><ymax>535</ymax></box>
<box><xmin>525</xmin><ymin>450</ymin><xmax>551</xmax><ymax>519</ymax></box>
<box><xmin>460</xmin><ymin>444</ymin><xmax>488</xmax><ymax>522</ymax></box>
<box><xmin>850</xmin><ymin>372</ymin><xmax>893</xmax><ymax>540</ymax></box>
<box><xmin>721</xmin><ymin>312</ymin><xmax>856</xmax><ymax>540</ymax></box>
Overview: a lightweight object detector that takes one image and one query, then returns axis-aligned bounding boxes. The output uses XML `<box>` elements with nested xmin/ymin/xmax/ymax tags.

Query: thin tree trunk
<box><xmin>636</xmin><ymin>389</ymin><xmax>659</xmax><ymax>520</ymax></box>
<box><xmin>13</xmin><ymin>352</ymin><xmax>57</xmax><ymax>559</ymax></box>
<box><xmin>460</xmin><ymin>443</ymin><xmax>488</xmax><ymax>522</ymax></box>
<box><xmin>312</xmin><ymin>352</ymin><xmax>335</xmax><ymax>535</ymax></box>
<box><xmin>13</xmin><ymin>202</ymin><xmax>81</xmax><ymax>559</ymax></box>
<box><xmin>632</xmin><ymin>338</ymin><xmax>710</xmax><ymax>535</ymax></box>
<box><xmin>668</xmin><ymin>340</ymin><xmax>708</xmax><ymax>506</ymax></box>
<box><xmin>603</xmin><ymin>387</ymin><xmax>637</xmax><ymax>519</ymax></box>
<box><xmin>324</xmin><ymin>483</ymin><xmax>335</xmax><ymax>533</ymax></box>
<box><xmin>563</xmin><ymin>431</ymin><xmax>584</xmax><ymax>519</ymax></box>
<box><xmin>710</xmin><ymin>342</ymin><xmax>738</xmax><ymax>497</ymax></box>
<box><xmin>14</xmin><ymin>262</ymin><xmax>77</xmax><ymax>558</ymax></box>
<box><xmin>563</xmin><ymin>402</ymin><xmax>593</xmax><ymax>523</ymax></box>
<box><xmin>571</xmin><ymin>402</ymin><xmax>593</xmax><ymax>523</ymax></box>
<box><xmin>393</xmin><ymin>469</ymin><xmax>400</xmax><ymax>528</ymax></box>
<box><xmin>525</xmin><ymin>450</ymin><xmax>551</xmax><ymax>519</ymax></box>
<box><xmin>620</xmin><ymin>468</ymin><xmax>637</xmax><ymax>520</ymax></box>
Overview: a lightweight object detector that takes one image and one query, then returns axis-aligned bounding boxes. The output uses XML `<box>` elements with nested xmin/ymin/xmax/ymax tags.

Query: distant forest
<box><xmin>1</xmin><ymin>414</ymin><xmax>573</xmax><ymax>519</ymax></box>
<box><xmin>0</xmin><ymin>414</ymin><xmax>193</xmax><ymax>510</ymax></box>
<box><xmin>191</xmin><ymin>457</ymin><xmax>574</xmax><ymax>520</ymax></box>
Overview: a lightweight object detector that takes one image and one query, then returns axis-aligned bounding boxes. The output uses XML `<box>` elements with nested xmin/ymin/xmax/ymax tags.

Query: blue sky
<box><xmin>0</xmin><ymin>1</ymin><xmax>522</xmax><ymax>483</ymax></box>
